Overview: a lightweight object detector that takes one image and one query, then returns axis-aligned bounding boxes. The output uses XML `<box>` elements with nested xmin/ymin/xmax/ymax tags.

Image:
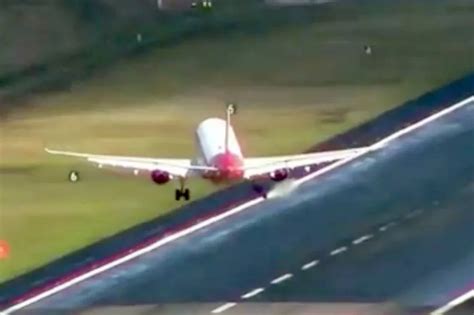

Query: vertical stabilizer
<box><xmin>225</xmin><ymin>104</ymin><xmax>236</xmax><ymax>153</ymax></box>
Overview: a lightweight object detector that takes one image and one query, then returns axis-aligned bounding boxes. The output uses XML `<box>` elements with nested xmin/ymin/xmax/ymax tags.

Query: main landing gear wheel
<box><xmin>175</xmin><ymin>188</ymin><xmax>190</xmax><ymax>201</ymax></box>
<box><xmin>175</xmin><ymin>176</ymin><xmax>190</xmax><ymax>201</ymax></box>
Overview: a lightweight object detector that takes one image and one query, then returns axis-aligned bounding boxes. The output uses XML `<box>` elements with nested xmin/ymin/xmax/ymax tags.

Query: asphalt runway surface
<box><xmin>75</xmin><ymin>302</ymin><xmax>401</xmax><ymax>315</ymax></box>
<box><xmin>3</xmin><ymin>97</ymin><xmax>474</xmax><ymax>315</ymax></box>
<box><xmin>1</xmin><ymin>74</ymin><xmax>473</xmax><ymax>315</ymax></box>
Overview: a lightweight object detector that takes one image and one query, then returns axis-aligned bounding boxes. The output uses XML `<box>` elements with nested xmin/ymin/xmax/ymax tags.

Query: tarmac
<box><xmin>1</xmin><ymin>74</ymin><xmax>473</xmax><ymax>315</ymax></box>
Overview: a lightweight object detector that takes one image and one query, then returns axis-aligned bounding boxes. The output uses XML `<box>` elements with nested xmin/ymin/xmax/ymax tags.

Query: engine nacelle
<box><xmin>150</xmin><ymin>170</ymin><xmax>171</xmax><ymax>185</ymax></box>
<box><xmin>269</xmin><ymin>169</ymin><xmax>289</xmax><ymax>182</ymax></box>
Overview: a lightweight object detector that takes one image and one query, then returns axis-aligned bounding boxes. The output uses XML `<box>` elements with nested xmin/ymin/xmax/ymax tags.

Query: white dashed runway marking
<box><xmin>211</xmin><ymin>302</ymin><xmax>237</xmax><ymax>314</ymax></box>
<box><xmin>270</xmin><ymin>273</ymin><xmax>293</xmax><ymax>285</ymax></box>
<box><xmin>241</xmin><ymin>288</ymin><xmax>265</xmax><ymax>299</ymax></box>
<box><xmin>226</xmin><ymin>209</ymin><xmax>432</xmax><ymax>314</ymax></box>
<box><xmin>405</xmin><ymin>209</ymin><xmax>424</xmax><ymax>220</ymax></box>
<box><xmin>352</xmin><ymin>234</ymin><xmax>373</xmax><ymax>245</ymax></box>
<box><xmin>301</xmin><ymin>260</ymin><xmax>319</xmax><ymax>271</ymax></box>
<box><xmin>330</xmin><ymin>246</ymin><xmax>348</xmax><ymax>256</ymax></box>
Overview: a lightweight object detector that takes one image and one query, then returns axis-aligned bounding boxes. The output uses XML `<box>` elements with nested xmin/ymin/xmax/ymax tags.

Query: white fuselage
<box><xmin>194</xmin><ymin>118</ymin><xmax>244</xmax><ymax>181</ymax></box>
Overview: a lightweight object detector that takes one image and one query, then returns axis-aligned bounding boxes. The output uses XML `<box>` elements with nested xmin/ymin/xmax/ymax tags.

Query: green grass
<box><xmin>1</xmin><ymin>0</ymin><xmax>473</xmax><ymax>281</ymax></box>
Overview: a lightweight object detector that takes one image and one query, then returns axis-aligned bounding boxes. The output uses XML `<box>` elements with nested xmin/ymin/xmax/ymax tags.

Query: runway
<box><xmin>1</xmin><ymin>74</ymin><xmax>473</xmax><ymax>315</ymax></box>
<box><xmin>74</xmin><ymin>302</ymin><xmax>402</xmax><ymax>315</ymax></box>
<box><xmin>27</xmin><ymin>97</ymin><xmax>472</xmax><ymax>314</ymax></box>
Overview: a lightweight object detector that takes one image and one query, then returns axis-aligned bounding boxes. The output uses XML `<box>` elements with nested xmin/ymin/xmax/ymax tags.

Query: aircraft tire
<box><xmin>175</xmin><ymin>188</ymin><xmax>191</xmax><ymax>201</ymax></box>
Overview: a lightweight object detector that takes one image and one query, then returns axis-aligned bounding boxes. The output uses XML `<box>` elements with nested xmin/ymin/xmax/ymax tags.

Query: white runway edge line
<box><xmin>2</xmin><ymin>95</ymin><xmax>473</xmax><ymax>315</ymax></box>
<box><xmin>211</xmin><ymin>302</ymin><xmax>237</xmax><ymax>314</ymax></box>
<box><xmin>0</xmin><ymin>196</ymin><xmax>260</xmax><ymax>315</ymax></box>
<box><xmin>430</xmin><ymin>289</ymin><xmax>474</xmax><ymax>315</ymax></box>
<box><xmin>294</xmin><ymin>95</ymin><xmax>474</xmax><ymax>187</ymax></box>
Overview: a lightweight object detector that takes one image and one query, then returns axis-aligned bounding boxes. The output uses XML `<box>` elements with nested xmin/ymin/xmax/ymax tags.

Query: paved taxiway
<box><xmin>4</xmin><ymin>100</ymin><xmax>474</xmax><ymax>315</ymax></box>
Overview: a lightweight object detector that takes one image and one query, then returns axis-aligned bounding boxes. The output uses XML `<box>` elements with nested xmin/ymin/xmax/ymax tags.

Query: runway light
<box><xmin>364</xmin><ymin>44</ymin><xmax>372</xmax><ymax>55</ymax></box>
<box><xmin>68</xmin><ymin>170</ymin><xmax>80</xmax><ymax>183</ymax></box>
<box><xmin>0</xmin><ymin>240</ymin><xmax>10</xmax><ymax>259</ymax></box>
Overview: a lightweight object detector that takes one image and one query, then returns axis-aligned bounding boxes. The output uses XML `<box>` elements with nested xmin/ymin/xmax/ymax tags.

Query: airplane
<box><xmin>45</xmin><ymin>104</ymin><xmax>370</xmax><ymax>200</ymax></box>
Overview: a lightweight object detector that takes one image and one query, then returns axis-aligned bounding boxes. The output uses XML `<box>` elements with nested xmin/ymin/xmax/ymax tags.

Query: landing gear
<box><xmin>175</xmin><ymin>177</ymin><xmax>190</xmax><ymax>201</ymax></box>
<box><xmin>175</xmin><ymin>188</ymin><xmax>190</xmax><ymax>201</ymax></box>
<box><xmin>252</xmin><ymin>183</ymin><xmax>267</xmax><ymax>199</ymax></box>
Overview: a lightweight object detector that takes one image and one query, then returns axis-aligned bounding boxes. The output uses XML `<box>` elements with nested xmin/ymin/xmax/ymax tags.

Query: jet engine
<box><xmin>269</xmin><ymin>169</ymin><xmax>289</xmax><ymax>182</ymax></box>
<box><xmin>150</xmin><ymin>170</ymin><xmax>171</xmax><ymax>184</ymax></box>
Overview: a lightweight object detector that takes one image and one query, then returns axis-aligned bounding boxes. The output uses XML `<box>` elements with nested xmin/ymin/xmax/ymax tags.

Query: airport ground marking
<box><xmin>211</xmin><ymin>302</ymin><xmax>237</xmax><ymax>314</ymax></box>
<box><xmin>295</xmin><ymin>95</ymin><xmax>474</xmax><ymax>188</ymax></box>
<box><xmin>330</xmin><ymin>246</ymin><xmax>348</xmax><ymax>256</ymax></box>
<box><xmin>404</xmin><ymin>211</ymin><xmax>419</xmax><ymax>220</ymax></box>
<box><xmin>352</xmin><ymin>234</ymin><xmax>373</xmax><ymax>245</ymax></box>
<box><xmin>380</xmin><ymin>218</ymin><xmax>404</xmax><ymax>232</ymax></box>
<box><xmin>241</xmin><ymin>288</ymin><xmax>265</xmax><ymax>299</ymax></box>
<box><xmin>430</xmin><ymin>289</ymin><xmax>474</xmax><ymax>315</ymax></box>
<box><xmin>0</xmin><ymin>197</ymin><xmax>264</xmax><ymax>314</ymax></box>
<box><xmin>235</xmin><ymin>201</ymin><xmax>464</xmax><ymax>307</ymax></box>
<box><xmin>387</xmin><ymin>221</ymin><xmax>397</xmax><ymax>228</ymax></box>
<box><xmin>405</xmin><ymin>209</ymin><xmax>424</xmax><ymax>220</ymax></box>
<box><xmin>239</xmin><ymin>211</ymin><xmax>438</xmax><ymax>307</ymax></box>
<box><xmin>3</xmin><ymin>95</ymin><xmax>473</xmax><ymax>314</ymax></box>
<box><xmin>370</xmin><ymin>96</ymin><xmax>474</xmax><ymax>150</ymax></box>
<box><xmin>270</xmin><ymin>273</ymin><xmax>293</xmax><ymax>285</ymax></box>
<box><xmin>301</xmin><ymin>260</ymin><xmax>319</xmax><ymax>271</ymax></box>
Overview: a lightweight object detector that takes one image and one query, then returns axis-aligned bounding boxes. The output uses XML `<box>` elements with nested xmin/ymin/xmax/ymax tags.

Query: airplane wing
<box><xmin>243</xmin><ymin>147</ymin><xmax>369</xmax><ymax>179</ymax></box>
<box><xmin>45</xmin><ymin>148</ymin><xmax>217</xmax><ymax>178</ymax></box>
